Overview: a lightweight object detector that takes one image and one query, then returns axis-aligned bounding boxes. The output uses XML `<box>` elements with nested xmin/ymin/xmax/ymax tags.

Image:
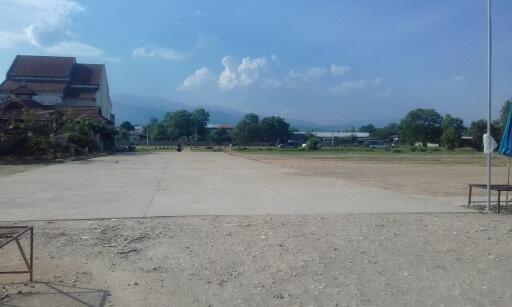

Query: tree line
<box><xmin>123</xmin><ymin>98</ymin><xmax>512</xmax><ymax>150</ymax></box>
<box><xmin>362</xmin><ymin>99</ymin><xmax>511</xmax><ymax>150</ymax></box>
<box><xmin>137</xmin><ymin>109</ymin><xmax>292</xmax><ymax>145</ymax></box>
<box><xmin>0</xmin><ymin>110</ymin><xmax>116</xmax><ymax>157</ymax></box>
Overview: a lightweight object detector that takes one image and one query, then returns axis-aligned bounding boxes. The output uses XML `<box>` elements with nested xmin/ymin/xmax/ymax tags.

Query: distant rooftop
<box><xmin>294</xmin><ymin>131</ymin><xmax>370</xmax><ymax>138</ymax></box>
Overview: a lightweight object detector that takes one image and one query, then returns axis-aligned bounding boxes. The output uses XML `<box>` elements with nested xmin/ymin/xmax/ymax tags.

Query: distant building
<box><xmin>206</xmin><ymin>124</ymin><xmax>235</xmax><ymax>133</ymax></box>
<box><xmin>291</xmin><ymin>131</ymin><xmax>369</xmax><ymax>144</ymax></box>
<box><xmin>128</xmin><ymin>125</ymin><xmax>145</xmax><ymax>142</ymax></box>
<box><xmin>0</xmin><ymin>55</ymin><xmax>113</xmax><ymax>124</ymax></box>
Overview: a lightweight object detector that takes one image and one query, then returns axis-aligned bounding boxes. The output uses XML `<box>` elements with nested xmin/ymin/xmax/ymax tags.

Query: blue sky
<box><xmin>0</xmin><ymin>0</ymin><xmax>511</xmax><ymax>125</ymax></box>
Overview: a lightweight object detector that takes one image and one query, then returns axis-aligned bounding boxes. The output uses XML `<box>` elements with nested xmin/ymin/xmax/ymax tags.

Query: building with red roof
<box><xmin>0</xmin><ymin>55</ymin><xmax>113</xmax><ymax>124</ymax></box>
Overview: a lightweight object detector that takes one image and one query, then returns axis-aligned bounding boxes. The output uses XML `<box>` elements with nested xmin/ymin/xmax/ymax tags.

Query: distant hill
<box><xmin>111</xmin><ymin>94</ymin><xmax>395</xmax><ymax>131</ymax></box>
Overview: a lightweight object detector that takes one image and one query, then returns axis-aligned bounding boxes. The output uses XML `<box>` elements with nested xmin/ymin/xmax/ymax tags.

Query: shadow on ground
<box><xmin>0</xmin><ymin>282</ymin><xmax>109</xmax><ymax>307</ymax></box>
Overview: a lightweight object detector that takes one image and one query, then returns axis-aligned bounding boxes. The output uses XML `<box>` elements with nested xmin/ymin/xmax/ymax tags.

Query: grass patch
<box><xmin>231</xmin><ymin>146</ymin><xmax>509</xmax><ymax>166</ymax></box>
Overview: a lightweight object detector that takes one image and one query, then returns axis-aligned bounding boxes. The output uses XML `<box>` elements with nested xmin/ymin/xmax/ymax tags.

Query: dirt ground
<box><xmin>1</xmin><ymin>153</ymin><xmax>511</xmax><ymax>306</ymax></box>
<box><xmin>1</xmin><ymin>214</ymin><xmax>512</xmax><ymax>307</ymax></box>
<box><xmin>0</xmin><ymin>164</ymin><xmax>42</xmax><ymax>177</ymax></box>
<box><xmin>239</xmin><ymin>153</ymin><xmax>510</xmax><ymax>198</ymax></box>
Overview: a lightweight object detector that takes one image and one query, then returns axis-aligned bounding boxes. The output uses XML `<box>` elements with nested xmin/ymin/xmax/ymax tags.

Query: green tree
<box><xmin>440</xmin><ymin>114</ymin><xmax>464</xmax><ymax>149</ymax></box>
<box><xmin>440</xmin><ymin>127</ymin><xmax>458</xmax><ymax>150</ymax></box>
<box><xmin>191</xmin><ymin>108</ymin><xmax>210</xmax><ymax>141</ymax></box>
<box><xmin>232</xmin><ymin>113</ymin><xmax>260</xmax><ymax>144</ymax></box>
<box><xmin>146</xmin><ymin>118</ymin><xmax>168</xmax><ymax>141</ymax></box>
<box><xmin>120</xmin><ymin>121</ymin><xmax>135</xmax><ymax>131</ymax></box>
<box><xmin>259</xmin><ymin>116</ymin><xmax>290</xmax><ymax>142</ymax></box>
<box><xmin>163</xmin><ymin>110</ymin><xmax>193</xmax><ymax>141</ymax></box>
<box><xmin>210</xmin><ymin>128</ymin><xmax>232</xmax><ymax>145</ymax></box>
<box><xmin>358</xmin><ymin>124</ymin><xmax>376</xmax><ymax>134</ymax></box>
<box><xmin>499</xmin><ymin>99</ymin><xmax>512</xmax><ymax>128</ymax></box>
<box><xmin>371</xmin><ymin>122</ymin><xmax>399</xmax><ymax>141</ymax></box>
<box><xmin>399</xmin><ymin>108</ymin><xmax>443</xmax><ymax>145</ymax></box>
<box><xmin>468</xmin><ymin>119</ymin><xmax>499</xmax><ymax>151</ymax></box>
<box><xmin>306</xmin><ymin>137</ymin><xmax>321</xmax><ymax>150</ymax></box>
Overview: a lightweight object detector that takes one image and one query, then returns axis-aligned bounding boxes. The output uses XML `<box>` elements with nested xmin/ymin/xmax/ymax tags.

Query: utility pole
<box><xmin>331</xmin><ymin>126</ymin><xmax>335</xmax><ymax>147</ymax></box>
<box><xmin>146</xmin><ymin>128</ymin><xmax>149</xmax><ymax>147</ymax></box>
<box><xmin>486</xmin><ymin>0</ymin><xmax>492</xmax><ymax>211</ymax></box>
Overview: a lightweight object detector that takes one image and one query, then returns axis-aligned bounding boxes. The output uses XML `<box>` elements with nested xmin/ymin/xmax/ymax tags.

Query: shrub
<box><xmin>307</xmin><ymin>137</ymin><xmax>321</xmax><ymax>150</ymax></box>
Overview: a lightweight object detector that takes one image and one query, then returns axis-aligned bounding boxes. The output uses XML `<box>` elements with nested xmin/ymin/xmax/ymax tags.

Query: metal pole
<box><xmin>486</xmin><ymin>0</ymin><xmax>492</xmax><ymax>211</ymax></box>
<box><xmin>146</xmin><ymin>128</ymin><xmax>149</xmax><ymax>147</ymax></box>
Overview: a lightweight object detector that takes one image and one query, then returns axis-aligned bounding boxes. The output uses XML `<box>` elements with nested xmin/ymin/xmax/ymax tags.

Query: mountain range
<box><xmin>111</xmin><ymin>94</ymin><xmax>395</xmax><ymax>131</ymax></box>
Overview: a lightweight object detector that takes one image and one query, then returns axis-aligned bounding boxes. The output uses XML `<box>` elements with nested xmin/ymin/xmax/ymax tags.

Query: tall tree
<box><xmin>371</xmin><ymin>122</ymin><xmax>399</xmax><ymax>141</ymax></box>
<box><xmin>191</xmin><ymin>108</ymin><xmax>210</xmax><ymax>141</ymax></box>
<box><xmin>468</xmin><ymin>119</ymin><xmax>499</xmax><ymax>151</ymax></box>
<box><xmin>440</xmin><ymin>114</ymin><xmax>465</xmax><ymax>149</ymax></box>
<box><xmin>120</xmin><ymin>121</ymin><xmax>135</xmax><ymax>131</ymax></box>
<box><xmin>358</xmin><ymin>124</ymin><xmax>376</xmax><ymax>134</ymax></box>
<box><xmin>210</xmin><ymin>128</ymin><xmax>232</xmax><ymax>145</ymax></box>
<box><xmin>399</xmin><ymin>108</ymin><xmax>443</xmax><ymax>145</ymax></box>
<box><xmin>232</xmin><ymin>113</ymin><xmax>260</xmax><ymax>144</ymax></box>
<box><xmin>259</xmin><ymin>116</ymin><xmax>290</xmax><ymax>142</ymax></box>
<box><xmin>163</xmin><ymin>110</ymin><xmax>193</xmax><ymax>141</ymax></box>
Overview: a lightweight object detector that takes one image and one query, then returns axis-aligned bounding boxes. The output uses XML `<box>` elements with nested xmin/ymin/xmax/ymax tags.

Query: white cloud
<box><xmin>132</xmin><ymin>45</ymin><xmax>187</xmax><ymax>61</ymax></box>
<box><xmin>218</xmin><ymin>56</ymin><xmax>268</xmax><ymax>90</ymax></box>
<box><xmin>330</xmin><ymin>64</ymin><xmax>350</xmax><ymax>77</ymax></box>
<box><xmin>370</xmin><ymin>89</ymin><xmax>392</xmax><ymax>98</ymax></box>
<box><xmin>330</xmin><ymin>79</ymin><xmax>368</xmax><ymax>93</ymax></box>
<box><xmin>0</xmin><ymin>0</ymin><xmax>105</xmax><ymax>57</ymax></box>
<box><xmin>453</xmin><ymin>75</ymin><xmax>466</xmax><ymax>82</ymax></box>
<box><xmin>43</xmin><ymin>41</ymin><xmax>103</xmax><ymax>57</ymax></box>
<box><xmin>178</xmin><ymin>67</ymin><xmax>214</xmax><ymax>91</ymax></box>
<box><xmin>330</xmin><ymin>76</ymin><xmax>383</xmax><ymax>94</ymax></box>
<box><xmin>285</xmin><ymin>67</ymin><xmax>327</xmax><ymax>87</ymax></box>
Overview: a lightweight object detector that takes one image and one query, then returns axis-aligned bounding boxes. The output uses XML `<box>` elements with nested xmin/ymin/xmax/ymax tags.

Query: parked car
<box><xmin>278</xmin><ymin>141</ymin><xmax>299</xmax><ymax>148</ymax></box>
<box><xmin>367</xmin><ymin>140</ymin><xmax>388</xmax><ymax>149</ymax></box>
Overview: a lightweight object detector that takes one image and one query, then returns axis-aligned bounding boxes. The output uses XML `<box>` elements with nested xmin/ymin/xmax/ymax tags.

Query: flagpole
<box><xmin>486</xmin><ymin>0</ymin><xmax>492</xmax><ymax>211</ymax></box>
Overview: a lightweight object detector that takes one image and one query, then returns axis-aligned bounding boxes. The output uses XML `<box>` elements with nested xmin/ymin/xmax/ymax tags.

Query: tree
<box><xmin>499</xmin><ymin>99</ymin><xmax>512</xmax><ymax>128</ymax></box>
<box><xmin>495</xmin><ymin>99</ymin><xmax>512</xmax><ymax>139</ymax></box>
<box><xmin>259</xmin><ymin>116</ymin><xmax>290</xmax><ymax>142</ymax></box>
<box><xmin>371</xmin><ymin>122</ymin><xmax>399</xmax><ymax>141</ymax></box>
<box><xmin>306</xmin><ymin>137</ymin><xmax>321</xmax><ymax>150</ymax></box>
<box><xmin>440</xmin><ymin>114</ymin><xmax>464</xmax><ymax>149</ymax></box>
<box><xmin>468</xmin><ymin>119</ymin><xmax>499</xmax><ymax>150</ymax></box>
<box><xmin>120</xmin><ymin>121</ymin><xmax>135</xmax><ymax>131</ymax></box>
<box><xmin>440</xmin><ymin>128</ymin><xmax>458</xmax><ymax>150</ymax></box>
<box><xmin>163</xmin><ymin>110</ymin><xmax>193</xmax><ymax>141</ymax></box>
<box><xmin>146</xmin><ymin>118</ymin><xmax>168</xmax><ymax>141</ymax></box>
<box><xmin>232</xmin><ymin>113</ymin><xmax>260</xmax><ymax>144</ymax></box>
<box><xmin>210</xmin><ymin>128</ymin><xmax>231</xmax><ymax>145</ymax></box>
<box><xmin>191</xmin><ymin>108</ymin><xmax>210</xmax><ymax>141</ymax></box>
<box><xmin>399</xmin><ymin>108</ymin><xmax>443</xmax><ymax>145</ymax></box>
<box><xmin>358</xmin><ymin>124</ymin><xmax>376</xmax><ymax>134</ymax></box>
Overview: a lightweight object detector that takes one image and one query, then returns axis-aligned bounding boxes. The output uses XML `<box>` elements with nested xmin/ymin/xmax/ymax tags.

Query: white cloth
<box><xmin>483</xmin><ymin>133</ymin><xmax>498</xmax><ymax>154</ymax></box>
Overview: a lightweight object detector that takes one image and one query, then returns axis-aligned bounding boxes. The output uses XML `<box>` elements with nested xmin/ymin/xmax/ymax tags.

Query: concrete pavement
<box><xmin>0</xmin><ymin>152</ymin><xmax>470</xmax><ymax>221</ymax></box>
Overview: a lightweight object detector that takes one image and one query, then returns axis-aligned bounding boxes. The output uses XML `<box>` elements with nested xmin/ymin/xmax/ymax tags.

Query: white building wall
<box><xmin>99</xmin><ymin>68</ymin><xmax>112</xmax><ymax>119</ymax></box>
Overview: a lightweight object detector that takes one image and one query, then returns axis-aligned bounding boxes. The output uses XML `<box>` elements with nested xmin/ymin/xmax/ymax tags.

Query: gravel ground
<box><xmin>1</xmin><ymin>213</ymin><xmax>512</xmax><ymax>306</ymax></box>
<box><xmin>0</xmin><ymin>164</ymin><xmax>43</xmax><ymax>176</ymax></box>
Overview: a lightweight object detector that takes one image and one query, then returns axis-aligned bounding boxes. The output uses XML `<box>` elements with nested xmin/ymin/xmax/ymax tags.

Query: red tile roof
<box><xmin>0</xmin><ymin>80</ymin><xmax>67</xmax><ymax>92</ymax></box>
<box><xmin>7</xmin><ymin>55</ymin><xmax>76</xmax><ymax>79</ymax></box>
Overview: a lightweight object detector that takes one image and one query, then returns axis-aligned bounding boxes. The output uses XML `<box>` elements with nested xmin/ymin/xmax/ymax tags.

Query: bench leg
<box><xmin>498</xmin><ymin>190</ymin><xmax>501</xmax><ymax>214</ymax></box>
<box><xmin>467</xmin><ymin>186</ymin><xmax>472</xmax><ymax>207</ymax></box>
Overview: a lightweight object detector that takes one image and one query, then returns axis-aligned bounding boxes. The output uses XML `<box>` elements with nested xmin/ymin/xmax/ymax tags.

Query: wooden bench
<box><xmin>0</xmin><ymin>226</ymin><xmax>34</xmax><ymax>281</ymax></box>
<box><xmin>468</xmin><ymin>184</ymin><xmax>512</xmax><ymax>213</ymax></box>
